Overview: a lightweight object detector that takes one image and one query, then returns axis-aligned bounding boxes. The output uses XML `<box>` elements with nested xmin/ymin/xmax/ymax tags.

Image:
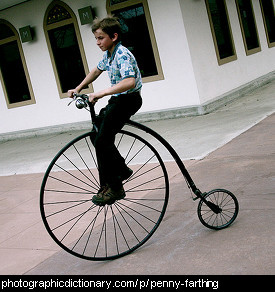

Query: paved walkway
<box><xmin>0</xmin><ymin>80</ymin><xmax>275</xmax><ymax>275</ymax></box>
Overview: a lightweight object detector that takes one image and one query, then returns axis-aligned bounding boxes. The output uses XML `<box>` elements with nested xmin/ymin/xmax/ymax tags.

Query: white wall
<box><xmin>142</xmin><ymin>0</ymin><xmax>200</xmax><ymax>111</ymax></box>
<box><xmin>180</xmin><ymin>0</ymin><xmax>275</xmax><ymax>104</ymax></box>
<box><xmin>0</xmin><ymin>0</ymin><xmax>200</xmax><ymax>134</ymax></box>
<box><xmin>0</xmin><ymin>0</ymin><xmax>274</xmax><ymax>135</ymax></box>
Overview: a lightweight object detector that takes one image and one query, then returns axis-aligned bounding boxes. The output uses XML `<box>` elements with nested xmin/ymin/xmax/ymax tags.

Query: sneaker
<box><xmin>97</xmin><ymin>185</ymin><xmax>108</xmax><ymax>196</ymax></box>
<box><xmin>119</xmin><ymin>167</ymin><xmax>133</xmax><ymax>181</ymax></box>
<box><xmin>92</xmin><ymin>186</ymin><xmax>126</xmax><ymax>206</ymax></box>
<box><xmin>92</xmin><ymin>185</ymin><xmax>108</xmax><ymax>205</ymax></box>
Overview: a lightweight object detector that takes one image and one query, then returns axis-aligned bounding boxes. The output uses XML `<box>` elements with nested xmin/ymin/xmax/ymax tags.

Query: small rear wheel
<box><xmin>197</xmin><ymin>189</ymin><xmax>239</xmax><ymax>230</ymax></box>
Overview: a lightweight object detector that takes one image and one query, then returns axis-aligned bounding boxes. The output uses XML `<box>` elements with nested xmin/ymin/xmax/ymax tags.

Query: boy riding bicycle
<box><xmin>68</xmin><ymin>16</ymin><xmax>142</xmax><ymax>206</ymax></box>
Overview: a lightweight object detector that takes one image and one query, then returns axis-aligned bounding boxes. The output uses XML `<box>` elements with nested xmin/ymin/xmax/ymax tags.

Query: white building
<box><xmin>0</xmin><ymin>0</ymin><xmax>275</xmax><ymax>136</ymax></box>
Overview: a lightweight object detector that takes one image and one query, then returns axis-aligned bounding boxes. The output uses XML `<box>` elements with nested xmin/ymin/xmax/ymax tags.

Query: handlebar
<box><xmin>68</xmin><ymin>93</ymin><xmax>96</xmax><ymax>122</ymax></box>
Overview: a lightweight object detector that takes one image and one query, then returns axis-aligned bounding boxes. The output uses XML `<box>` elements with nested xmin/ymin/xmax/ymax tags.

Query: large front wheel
<box><xmin>40</xmin><ymin>130</ymin><xmax>169</xmax><ymax>261</ymax></box>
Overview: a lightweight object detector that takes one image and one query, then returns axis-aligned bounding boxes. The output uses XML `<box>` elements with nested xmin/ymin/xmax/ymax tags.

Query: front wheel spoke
<box><xmin>72</xmin><ymin>144</ymin><xmax>100</xmax><ymax>188</ymax></box>
<box><xmin>48</xmin><ymin>175</ymin><xmax>93</xmax><ymax>194</ymax></box>
<box><xmin>51</xmin><ymin>203</ymin><xmax>96</xmax><ymax>233</ymax></box>
<box><xmin>46</xmin><ymin>199</ymin><xmax>92</xmax><ymax>218</ymax></box>
<box><xmin>94</xmin><ymin>206</ymin><xmax>109</xmax><ymax>257</ymax></box>
<box><xmin>125</xmin><ymin>175</ymin><xmax>164</xmax><ymax>192</ymax></box>
<box><xmin>54</xmin><ymin>163</ymin><xmax>98</xmax><ymax>191</ymax></box>
<box><xmin>124</xmin><ymin>198</ymin><xmax>163</xmax><ymax>213</ymax></box>
<box><xmin>80</xmin><ymin>206</ymin><xmax>104</xmax><ymax>255</ymax></box>
<box><xmin>113</xmin><ymin>203</ymin><xmax>142</xmax><ymax>243</ymax></box>
<box><xmin>116</xmin><ymin>201</ymin><xmax>157</xmax><ymax>225</ymax></box>
<box><xmin>125</xmin><ymin>155</ymin><xmax>156</xmax><ymax>184</ymax></box>
<box><xmin>60</xmin><ymin>204</ymin><xmax>95</xmax><ymax>242</ymax></box>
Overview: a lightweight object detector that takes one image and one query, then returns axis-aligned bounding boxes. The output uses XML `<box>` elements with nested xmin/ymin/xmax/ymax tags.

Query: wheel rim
<box><xmin>40</xmin><ymin>130</ymin><xmax>169</xmax><ymax>260</ymax></box>
<box><xmin>197</xmin><ymin>189</ymin><xmax>239</xmax><ymax>230</ymax></box>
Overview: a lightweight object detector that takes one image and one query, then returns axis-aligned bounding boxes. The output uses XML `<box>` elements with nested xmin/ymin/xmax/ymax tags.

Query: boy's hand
<box><xmin>89</xmin><ymin>90</ymin><xmax>106</xmax><ymax>105</ymax></box>
<box><xmin>67</xmin><ymin>89</ymin><xmax>79</xmax><ymax>98</ymax></box>
<box><xmin>89</xmin><ymin>93</ymin><xmax>99</xmax><ymax>105</ymax></box>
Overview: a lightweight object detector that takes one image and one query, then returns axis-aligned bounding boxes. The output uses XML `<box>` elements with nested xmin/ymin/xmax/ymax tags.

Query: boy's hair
<box><xmin>92</xmin><ymin>16</ymin><xmax>121</xmax><ymax>42</ymax></box>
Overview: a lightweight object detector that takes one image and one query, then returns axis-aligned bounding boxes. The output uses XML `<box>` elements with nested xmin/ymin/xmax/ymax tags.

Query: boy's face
<box><xmin>94</xmin><ymin>28</ymin><xmax>118</xmax><ymax>53</ymax></box>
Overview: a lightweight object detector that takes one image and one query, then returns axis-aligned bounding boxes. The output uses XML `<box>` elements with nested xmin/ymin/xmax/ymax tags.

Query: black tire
<box><xmin>197</xmin><ymin>189</ymin><xmax>239</xmax><ymax>230</ymax></box>
<box><xmin>40</xmin><ymin>129</ymin><xmax>169</xmax><ymax>260</ymax></box>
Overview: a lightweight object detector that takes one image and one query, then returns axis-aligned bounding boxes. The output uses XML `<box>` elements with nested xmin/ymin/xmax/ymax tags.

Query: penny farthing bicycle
<box><xmin>40</xmin><ymin>94</ymin><xmax>239</xmax><ymax>261</ymax></box>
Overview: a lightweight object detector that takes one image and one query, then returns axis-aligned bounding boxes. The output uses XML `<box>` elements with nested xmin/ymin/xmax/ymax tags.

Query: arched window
<box><xmin>0</xmin><ymin>19</ymin><xmax>35</xmax><ymax>109</ymax></box>
<box><xmin>44</xmin><ymin>1</ymin><xmax>92</xmax><ymax>98</ymax></box>
<box><xmin>107</xmin><ymin>0</ymin><xmax>164</xmax><ymax>83</ymax></box>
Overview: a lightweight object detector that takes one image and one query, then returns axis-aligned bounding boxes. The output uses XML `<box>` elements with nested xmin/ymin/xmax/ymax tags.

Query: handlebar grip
<box><xmin>73</xmin><ymin>93</ymin><xmax>96</xmax><ymax>122</ymax></box>
<box><xmin>73</xmin><ymin>93</ymin><xmax>88</xmax><ymax>100</ymax></box>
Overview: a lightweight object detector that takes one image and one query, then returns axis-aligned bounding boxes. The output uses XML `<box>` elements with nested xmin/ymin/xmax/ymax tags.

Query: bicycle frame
<box><xmin>126</xmin><ymin>120</ymin><xmax>204</xmax><ymax>200</ymax></box>
<box><xmin>75</xmin><ymin>93</ymin><xmax>217</xmax><ymax>208</ymax></box>
<box><xmin>85</xmin><ymin>96</ymin><xmax>204</xmax><ymax>200</ymax></box>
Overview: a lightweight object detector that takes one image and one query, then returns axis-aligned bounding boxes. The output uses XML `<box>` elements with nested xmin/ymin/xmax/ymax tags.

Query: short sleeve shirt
<box><xmin>97</xmin><ymin>43</ymin><xmax>142</xmax><ymax>96</ymax></box>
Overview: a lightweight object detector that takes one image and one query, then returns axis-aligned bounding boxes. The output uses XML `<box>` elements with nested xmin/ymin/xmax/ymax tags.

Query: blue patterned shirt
<box><xmin>97</xmin><ymin>42</ymin><xmax>142</xmax><ymax>96</ymax></box>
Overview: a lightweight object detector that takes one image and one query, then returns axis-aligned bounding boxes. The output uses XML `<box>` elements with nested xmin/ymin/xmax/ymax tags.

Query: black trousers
<box><xmin>90</xmin><ymin>92</ymin><xmax>142</xmax><ymax>190</ymax></box>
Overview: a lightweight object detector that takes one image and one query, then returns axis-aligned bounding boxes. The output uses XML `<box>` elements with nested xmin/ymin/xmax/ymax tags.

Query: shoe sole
<box><xmin>106</xmin><ymin>193</ymin><xmax>126</xmax><ymax>205</ymax></box>
<box><xmin>92</xmin><ymin>192</ymin><xmax>126</xmax><ymax>206</ymax></box>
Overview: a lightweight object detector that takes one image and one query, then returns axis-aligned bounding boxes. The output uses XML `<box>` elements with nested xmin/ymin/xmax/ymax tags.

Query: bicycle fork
<box><xmin>177</xmin><ymin>162</ymin><xmax>222</xmax><ymax>214</ymax></box>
